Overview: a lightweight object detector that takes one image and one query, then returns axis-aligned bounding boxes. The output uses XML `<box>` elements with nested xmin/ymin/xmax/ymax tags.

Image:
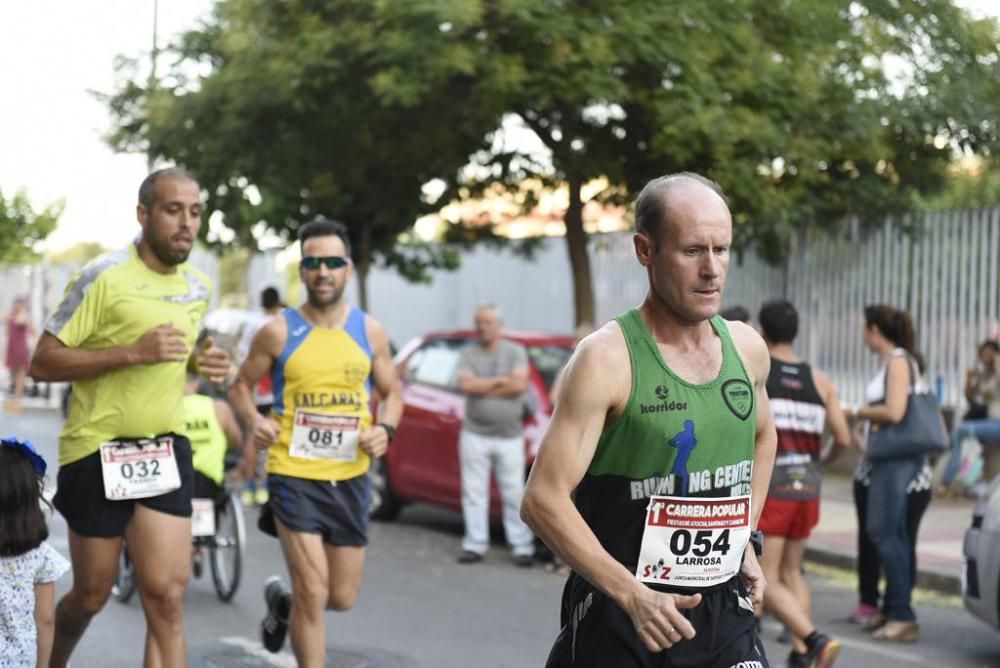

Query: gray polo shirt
<box><xmin>458</xmin><ymin>339</ymin><xmax>529</xmax><ymax>438</ymax></box>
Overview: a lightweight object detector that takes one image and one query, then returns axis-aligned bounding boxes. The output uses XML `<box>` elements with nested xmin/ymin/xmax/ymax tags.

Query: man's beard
<box><xmin>148</xmin><ymin>232</ymin><xmax>191</xmax><ymax>266</ymax></box>
<box><xmin>306</xmin><ymin>282</ymin><xmax>345</xmax><ymax>308</ymax></box>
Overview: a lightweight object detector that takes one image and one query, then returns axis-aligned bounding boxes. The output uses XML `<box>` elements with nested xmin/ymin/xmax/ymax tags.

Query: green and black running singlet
<box><xmin>576</xmin><ymin>309</ymin><xmax>757</xmax><ymax>590</ymax></box>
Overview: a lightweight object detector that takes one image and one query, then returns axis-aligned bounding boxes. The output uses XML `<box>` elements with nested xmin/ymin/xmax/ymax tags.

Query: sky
<box><xmin>1</xmin><ymin>0</ymin><xmax>997</xmax><ymax>253</ymax></box>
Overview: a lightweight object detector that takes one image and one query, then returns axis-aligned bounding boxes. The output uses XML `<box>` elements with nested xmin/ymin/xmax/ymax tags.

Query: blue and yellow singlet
<box><xmin>268</xmin><ymin>306</ymin><xmax>373</xmax><ymax>481</ymax></box>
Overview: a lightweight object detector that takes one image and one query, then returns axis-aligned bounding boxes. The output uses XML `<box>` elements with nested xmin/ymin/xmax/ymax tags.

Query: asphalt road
<box><xmin>6</xmin><ymin>406</ymin><xmax>1000</xmax><ymax>667</ymax></box>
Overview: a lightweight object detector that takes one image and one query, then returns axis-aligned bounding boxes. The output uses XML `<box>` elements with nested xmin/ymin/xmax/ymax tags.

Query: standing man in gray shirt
<box><xmin>456</xmin><ymin>304</ymin><xmax>536</xmax><ymax>566</ymax></box>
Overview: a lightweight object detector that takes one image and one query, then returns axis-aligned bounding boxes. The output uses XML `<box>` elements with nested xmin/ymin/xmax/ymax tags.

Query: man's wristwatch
<box><xmin>749</xmin><ymin>530</ymin><xmax>764</xmax><ymax>557</ymax></box>
<box><xmin>377</xmin><ymin>423</ymin><xmax>397</xmax><ymax>443</ymax></box>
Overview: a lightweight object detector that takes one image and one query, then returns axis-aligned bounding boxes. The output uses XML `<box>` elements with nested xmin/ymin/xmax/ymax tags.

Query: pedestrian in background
<box><xmin>456</xmin><ymin>303</ymin><xmax>535</xmax><ymax>566</ymax></box>
<box><xmin>4</xmin><ymin>296</ymin><xmax>36</xmax><ymax>411</ymax></box>
<box><xmin>239</xmin><ymin>286</ymin><xmax>285</xmax><ymax>507</ymax></box>
<box><xmin>846</xmin><ymin>304</ymin><xmax>932</xmax><ymax>643</ymax></box>
<box><xmin>720</xmin><ymin>304</ymin><xmax>751</xmax><ymax>325</ymax></box>
<box><xmin>938</xmin><ymin>339</ymin><xmax>1000</xmax><ymax>493</ymax></box>
<box><xmin>0</xmin><ymin>437</ymin><xmax>70</xmax><ymax>668</ymax></box>
<box><xmin>757</xmin><ymin>300</ymin><xmax>850</xmax><ymax>667</ymax></box>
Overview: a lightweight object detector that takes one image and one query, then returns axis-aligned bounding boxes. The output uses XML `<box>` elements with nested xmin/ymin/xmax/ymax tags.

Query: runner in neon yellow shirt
<box><xmin>30</xmin><ymin>168</ymin><xmax>231</xmax><ymax>668</ymax></box>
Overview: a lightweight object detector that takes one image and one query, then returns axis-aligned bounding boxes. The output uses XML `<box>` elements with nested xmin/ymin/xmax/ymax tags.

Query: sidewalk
<box><xmin>807</xmin><ymin>473</ymin><xmax>973</xmax><ymax>596</ymax></box>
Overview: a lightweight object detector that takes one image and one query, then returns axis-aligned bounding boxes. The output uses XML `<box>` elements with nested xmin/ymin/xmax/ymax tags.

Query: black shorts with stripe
<box><xmin>259</xmin><ymin>472</ymin><xmax>371</xmax><ymax>547</ymax></box>
<box><xmin>546</xmin><ymin>573</ymin><xmax>769</xmax><ymax>668</ymax></box>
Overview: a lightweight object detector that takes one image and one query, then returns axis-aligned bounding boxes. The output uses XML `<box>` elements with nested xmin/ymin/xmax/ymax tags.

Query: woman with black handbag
<box><xmin>846</xmin><ymin>305</ymin><xmax>943</xmax><ymax>643</ymax></box>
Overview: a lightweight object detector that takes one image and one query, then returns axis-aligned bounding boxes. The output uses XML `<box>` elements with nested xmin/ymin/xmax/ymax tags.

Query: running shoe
<box><xmin>785</xmin><ymin>651</ymin><xmax>808</xmax><ymax>668</ymax></box>
<box><xmin>260</xmin><ymin>576</ymin><xmax>292</xmax><ymax>653</ymax></box>
<box><xmin>804</xmin><ymin>633</ymin><xmax>841</xmax><ymax>668</ymax></box>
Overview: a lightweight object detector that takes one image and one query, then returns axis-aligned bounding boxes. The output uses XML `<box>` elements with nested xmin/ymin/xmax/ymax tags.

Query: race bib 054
<box><xmin>636</xmin><ymin>495</ymin><xmax>751</xmax><ymax>588</ymax></box>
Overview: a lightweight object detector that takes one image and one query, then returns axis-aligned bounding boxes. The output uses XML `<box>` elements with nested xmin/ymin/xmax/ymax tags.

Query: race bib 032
<box><xmin>100</xmin><ymin>437</ymin><xmax>182</xmax><ymax>501</ymax></box>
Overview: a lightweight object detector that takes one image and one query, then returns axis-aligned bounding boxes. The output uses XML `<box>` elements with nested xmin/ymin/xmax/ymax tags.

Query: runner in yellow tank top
<box><xmin>228</xmin><ymin>218</ymin><xmax>403</xmax><ymax>664</ymax></box>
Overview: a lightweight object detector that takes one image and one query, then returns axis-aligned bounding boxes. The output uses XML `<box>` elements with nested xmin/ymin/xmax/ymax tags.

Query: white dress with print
<box><xmin>0</xmin><ymin>542</ymin><xmax>70</xmax><ymax>668</ymax></box>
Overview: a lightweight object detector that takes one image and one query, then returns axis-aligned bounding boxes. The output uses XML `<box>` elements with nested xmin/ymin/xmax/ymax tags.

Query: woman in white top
<box><xmin>846</xmin><ymin>305</ymin><xmax>929</xmax><ymax>643</ymax></box>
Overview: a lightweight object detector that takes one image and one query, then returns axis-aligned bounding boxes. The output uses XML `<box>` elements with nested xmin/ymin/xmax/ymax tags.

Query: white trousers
<box><xmin>459</xmin><ymin>430</ymin><xmax>535</xmax><ymax>556</ymax></box>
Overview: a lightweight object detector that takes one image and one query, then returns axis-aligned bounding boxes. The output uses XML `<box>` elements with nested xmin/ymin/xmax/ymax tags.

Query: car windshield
<box><xmin>527</xmin><ymin>344</ymin><xmax>573</xmax><ymax>391</ymax></box>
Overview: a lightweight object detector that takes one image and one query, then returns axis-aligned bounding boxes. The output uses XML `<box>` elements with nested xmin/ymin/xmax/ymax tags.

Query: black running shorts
<box><xmin>546</xmin><ymin>573</ymin><xmax>769</xmax><ymax>668</ymax></box>
<box><xmin>259</xmin><ymin>472</ymin><xmax>371</xmax><ymax>547</ymax></box>
<box><xmin>53</xmin><ymin>434</ymin><xmax>194</xmax><ymax>538</ymax></box>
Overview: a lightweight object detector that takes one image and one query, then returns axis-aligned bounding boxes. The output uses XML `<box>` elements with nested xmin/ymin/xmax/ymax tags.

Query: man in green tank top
<box><xmin>522</xmin><ymin>173</ymin><xmax>778</xmax><ymax>668</ymax></box>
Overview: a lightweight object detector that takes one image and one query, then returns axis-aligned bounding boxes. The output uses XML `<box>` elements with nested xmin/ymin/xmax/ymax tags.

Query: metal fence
<box><xmin>354</xmin><ymin>208</ymin><xmax>1000</xmax><ymax>410</ymax></box>
<box><xmin>785</xmin><ymin>209</ymin><xmax>1000</xmax><ymax>408</ymax></box>
<box><xmin>3</xmin><ymin>209</ymin><xmax>997</xmax><ymax>410</ymax></box>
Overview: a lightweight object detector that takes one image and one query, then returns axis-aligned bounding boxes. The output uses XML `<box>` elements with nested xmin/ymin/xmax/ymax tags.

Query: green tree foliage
<box><xmin>0</xmin><ymin>188</ymin><xmax>61</xmax><ymax>263</ymax></box>
<box><xmin>448</xmin><ymin>0</ymin><xmax>1000</xmax><ymax>323</ymax></box>
<box><xmin>102</xmin><ymin>0</ymin><xmax>505</xmax><ymax>308</ymax></box>
<box><xmin>920</xmin><ymin>166</ymin><xmax>1000</xmax><ymax>210</ymax></box>
<box><xmin>104</xmin><ymin>0</ymin><xmax>1000</xmax><ymax>324</ymax></box>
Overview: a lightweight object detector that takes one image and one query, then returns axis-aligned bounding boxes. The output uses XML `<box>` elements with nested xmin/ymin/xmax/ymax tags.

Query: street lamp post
<box><xmin>147</xmin><ymin>0</ymin><xmax>159</xmax><ymax>171</ymax></box>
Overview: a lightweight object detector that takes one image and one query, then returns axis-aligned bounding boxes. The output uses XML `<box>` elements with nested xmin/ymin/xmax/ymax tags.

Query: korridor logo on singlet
<box><xmin>722</xmin><ymin>379</ymin><xmax>753</xmax><ymax>421</ymax></box>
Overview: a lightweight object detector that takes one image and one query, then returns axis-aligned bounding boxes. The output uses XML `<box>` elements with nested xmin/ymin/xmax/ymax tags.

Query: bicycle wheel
<box><xmin>112</xmin><ymin>545</ymin><xmax>136</xmax><ymax>603</ymax></box>
<box><xmin>210</xmin><ymin>490</ymin><xmax>245</xmax><ymax>602</ymax></box>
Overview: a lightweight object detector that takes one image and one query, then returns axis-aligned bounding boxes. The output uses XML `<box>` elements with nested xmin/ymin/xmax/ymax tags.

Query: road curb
<box><xmin>805</xmin><ymin>546</ymin><xmax>961</xmax><ymax>596</ymax></box>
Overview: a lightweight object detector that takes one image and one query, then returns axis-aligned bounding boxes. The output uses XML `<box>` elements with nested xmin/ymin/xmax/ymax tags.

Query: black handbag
<box><xmin>867</xmin><ymin>356</ymin><xmax>948</xmax><ymax>461</ymax></box>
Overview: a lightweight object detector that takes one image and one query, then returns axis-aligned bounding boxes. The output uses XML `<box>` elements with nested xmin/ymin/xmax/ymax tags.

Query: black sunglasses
<box><xmin>301</xmin><ymin>255</ymin><xmax>349</xmax><ymax>270</ymax></box>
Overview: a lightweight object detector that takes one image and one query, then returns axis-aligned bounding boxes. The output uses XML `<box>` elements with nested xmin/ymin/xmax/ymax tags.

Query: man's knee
<box><xmin>291</xmin><ymin>577</ymin><xmax>330</xmax><ymax>616</ymax></box>
<box><xmin>326</xmin><ymin>583</ymin><xmax>360</xmax><ymax>612</ymax></box>
<box><xmin>139</xmin><ymin>580</ymin><xmax>187</xmax><ymax>624</ymax></box>
<box><xmin>67</xmin><ymin>583</ymin><xmax>112</xmax><ymax>617</ymax></box>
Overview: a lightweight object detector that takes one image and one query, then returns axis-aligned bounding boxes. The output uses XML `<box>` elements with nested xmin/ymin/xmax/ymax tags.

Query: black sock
<box><xmin>804</xmin><ymin>631</ymin><xmax>820</xmax><ymax>650</ymax></box>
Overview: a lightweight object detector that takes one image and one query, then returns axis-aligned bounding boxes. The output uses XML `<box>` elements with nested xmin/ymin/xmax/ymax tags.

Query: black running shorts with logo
<box><xmin>547</xmin><ymin>573</ymin><xmax>769</xmax><ymax>668</ymax></box>
<box><xmin>53</xmin><ymin>434</ymin><xmax>194</xmax><ymax>538</ymax></box>
<box><xmin>259</xmin><ymin>472</ymin><xmax>371</xmax><ymax>547</ymax></box>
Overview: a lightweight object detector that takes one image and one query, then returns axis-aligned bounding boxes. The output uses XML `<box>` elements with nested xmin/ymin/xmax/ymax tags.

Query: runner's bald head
<box><xmin>634</xmin><ymin>173</ymin><xmax>729</xmax><ymax>244</ymax></box>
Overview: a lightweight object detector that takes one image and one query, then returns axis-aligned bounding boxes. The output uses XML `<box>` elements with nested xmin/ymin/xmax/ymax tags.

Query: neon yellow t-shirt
<box><xmin>184</xmin><ymin>393</ymin><xmax>228</xmax><ymax>486</ymax></box>
<box><xmin>48</xmin><ymin>244</ymin><xmax>213</xmax><ymax>466</ymax></box>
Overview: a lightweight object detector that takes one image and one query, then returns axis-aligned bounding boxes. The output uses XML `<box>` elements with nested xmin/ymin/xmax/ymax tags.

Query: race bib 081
<box><xmin>289</xmin><ymin>410</ymin><xmax>360</xmax><ymax>462</ymax></box>
<box><xmin>100</xmin><ymin>437</ymin><xmax>182</xmax><ymax>501</ymax></box>
<box><xmin>636</xmin><ymin>495</ymin><xmax>751</xmax><ymax>588</ymax></box>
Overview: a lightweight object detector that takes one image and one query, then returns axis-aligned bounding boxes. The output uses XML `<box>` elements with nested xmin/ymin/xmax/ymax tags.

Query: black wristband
<box><xmin>749</xmin><ymin>530</ymin><xmax>764</xmax><ymax>556</ymax></box>
<box><xmin>377</xmin><ymin>423</ymin><xmax>397</xmax><ymax>442</ymax></box>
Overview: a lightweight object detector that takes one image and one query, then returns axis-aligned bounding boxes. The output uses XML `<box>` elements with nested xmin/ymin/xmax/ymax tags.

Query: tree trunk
<box><xmin>564</xmin><ymin>174</ymin><xmax>595</xmax><ymax>327</ymax></box>
<box><xmin>356</xmin><ymin>221</ymin><xmax>372</xmax><ymax>311</ymax></box>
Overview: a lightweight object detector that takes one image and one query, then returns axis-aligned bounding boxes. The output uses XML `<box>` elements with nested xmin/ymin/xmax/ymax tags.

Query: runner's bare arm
<box><xmin>727</xmin><ymin>322</ymin><xmax>774</xmax><ymax>607</ymax></box>
<box><xmin>358</xmin><ymin>318</ymin><xmax>402</xmax><ymax>459</ymax></box>
<box><xmin>522</xmin><ymin>325</ymin><xmax>701</xmax><ymax>651</ymax></box>
<box><xmin>228</xmin><ymin>317</ymin><xmax>286</xmax><ymax>429</ymax></box>
<box><xmin>214</xmin><ymin>399</ymin><xmax>242</xmax><ymax>449</ymax></box>
<box><xmin>727</xmin><ymin>321</ymin><xmax>776</xmax><ymax>528</ymax></box>
<box><xmin>812</xmin><ymin>369</ymin><xmax>851</xmax><ymax>465</ymax></box>
<box><xmin>29</xmin><ymin>322</ymin><xmax>190</xmax><ymax>382</ymax></box>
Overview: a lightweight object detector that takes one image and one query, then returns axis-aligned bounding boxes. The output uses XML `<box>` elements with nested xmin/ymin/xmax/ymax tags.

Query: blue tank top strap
<box><xmin>343</xmin><ymin>306</ymin><xmax>372</xmax><ymax>358</ymax></box>
<box><xmin>273</xmin><ymin>308</ymin><xmax>312</xmax><ymax>416</ymax></box>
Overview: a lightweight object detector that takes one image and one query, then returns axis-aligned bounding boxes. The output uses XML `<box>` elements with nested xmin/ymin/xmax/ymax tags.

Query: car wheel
<box><xmin>369</xmin><ymin>457</ymin><xmax>403</xmax><ymax>521</ymax></box>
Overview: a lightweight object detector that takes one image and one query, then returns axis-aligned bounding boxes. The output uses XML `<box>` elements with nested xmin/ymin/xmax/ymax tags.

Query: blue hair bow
<box><xmin>1</xmin><ymin>437</ymin><xmax>46</xmax><ymax>476</ymax></box>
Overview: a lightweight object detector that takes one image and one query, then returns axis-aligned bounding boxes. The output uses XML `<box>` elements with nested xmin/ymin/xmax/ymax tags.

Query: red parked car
<box><xmin>369</xmin><ymin>329</ymin><xmax>575</xmax><ymax>520</ymax></box>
